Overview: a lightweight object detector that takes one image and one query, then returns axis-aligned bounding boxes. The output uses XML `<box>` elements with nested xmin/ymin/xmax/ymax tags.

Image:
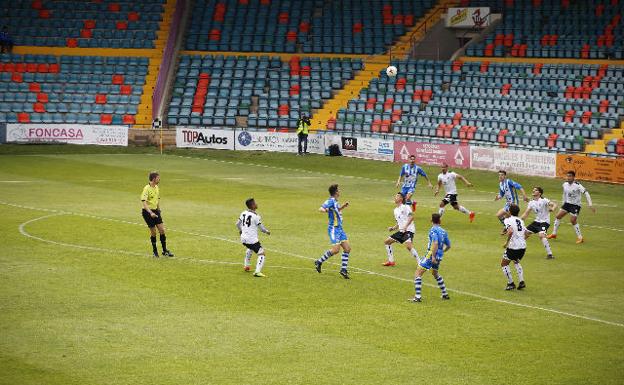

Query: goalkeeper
<box><xmin>409</xmin><ymin>213</ymin><xmax>451</xmax><ymax>303</ymax></box>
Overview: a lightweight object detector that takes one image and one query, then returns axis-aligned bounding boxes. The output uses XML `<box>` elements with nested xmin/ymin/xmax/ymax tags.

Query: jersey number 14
<box><xmin>241</xmin><ymin>214</ymin><xmax>252</xmax><ymax>227</ymax></box>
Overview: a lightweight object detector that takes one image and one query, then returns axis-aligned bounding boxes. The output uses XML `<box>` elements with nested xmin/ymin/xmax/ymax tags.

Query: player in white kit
<box><xmin>434</xmin><ymin>163</ymin><xmax>475</xmax><ymax>222</ymax></box>
<box><xmin>521</xmin><ymin>187</ymin><xmax>557</xmax><ymax>259</ymax></box>
<box><xmin>501</xmin><ymin>204</ymin><xmax>527</xmax><ymax>291</ymax></box>
<box><xmin>547</xmin><ymin>170</ymin><xmax>595</xmax><ymax>244</ymax></box>
<box><xmin>382</xmin><ymin>192</ymin><xmax>420</xmax><ymax>266</ymax></box>
<box><xmin>236</xmin><ymin>198</ymin><xmax>271</xmax><ymax>277</ymax></box>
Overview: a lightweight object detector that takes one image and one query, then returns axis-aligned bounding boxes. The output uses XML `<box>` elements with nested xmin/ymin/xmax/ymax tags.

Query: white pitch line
<box><xmin>18</xmin><ymin>214</ymin><xmax>314</xmax><ymax>273</ymax></box>
<box><xmin>6</xmin><ymin>201</ymin><xmax>623</xmax><ymax>328</ymax></box>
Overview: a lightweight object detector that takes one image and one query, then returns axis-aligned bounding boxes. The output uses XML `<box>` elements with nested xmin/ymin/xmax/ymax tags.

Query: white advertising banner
<box><xmin>470</xmin><ymin>146</ymin><xmax>556</xmax><ymax>178</ymax></box>
<box><xmin>176</xmin><ymin>127</ymin><xmax>235</xmax><ymax>150</ymax></box>
<box><xmin>337</xmin><ymin>135</ymin><xmax>394</xmax><ymax>161</ymax></box>
<box><xmin>6</xmin><ymin>124</ymin><xmax>128</xmax><ymax>146</ymax></box>
<box><xmin>235</xmin><ymin>130</ymin><xmax>325</xmax><ymax>154</ymax></box>
<box><xmin>446</xmin><ymin>7</ymin><xmax>490</xmax><ymax>28</ymax></box>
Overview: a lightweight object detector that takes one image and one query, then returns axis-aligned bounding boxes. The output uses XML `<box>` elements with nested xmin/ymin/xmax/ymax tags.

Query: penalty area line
<box><xmin>6</xmin><ymin>200</ymin><xmax>623</xmax><ymax>329</ymax></box>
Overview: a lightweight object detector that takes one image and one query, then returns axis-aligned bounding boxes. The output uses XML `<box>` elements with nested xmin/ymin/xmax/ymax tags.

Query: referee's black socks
<box><xmin>150</xmin><ymin>236</ymin><xmax>158</xmax><ymax>255</ymax></box>
<box><xmin>160</xmin><ymin>234</ymin><xmax>167</xmax><ymax>251</ymax></box>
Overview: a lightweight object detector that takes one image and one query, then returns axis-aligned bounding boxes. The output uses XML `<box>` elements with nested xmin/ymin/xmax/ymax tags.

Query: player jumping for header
<box><xmin>382</xmin><ymin>192</ymin><xmax>420</xmax><ymax>267</ymax></box>
<box><xmin>521</xmin><ymin>187</ymin><xmax>557</xmax><ymax>259</ymax></box>
<box><xmin>434</xmin><ymin>163</ymin><xmax>475</xmax><ymax>222</ymax></box>
<box><xmin>547</xmin><ymin>170</ymin><xmax>595</xmax><ymax>243</ymax></box>
<box><xmin>236</xmin><ymin>198</ymin><xmax>271</xmax><ymax>277</ymax></box>
<box><xmin>315</xmin><ymin>184</ymin><xmax>352</xmax><ymax>279</ymax></box>
<box><xmin>396</xmin><ymin>154</ymin><xmax>433</xmax><ymax>212</ymax></box>
<box><xmin>495</xmin><ymin>170</ymin><xmax>528</xmax><ymax>233</ymax></box>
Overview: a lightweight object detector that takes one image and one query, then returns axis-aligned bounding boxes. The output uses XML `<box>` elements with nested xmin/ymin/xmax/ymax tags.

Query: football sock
<box><xmin>255</xmin><ymin>253</ymin><xmax>265</xmax><ymax>273</ymax></box>
<box><xmin>502</xmin><ymin>265</ymin><xmax>513</xmax><ymax>284</ymax></box>
<box><xmin>385</xmin><ymin>244</ymin><xmax>394</xmax><ymax>262</ymax></box>
<box><xmin>458</xmin><ymin>206</ymin><xmax>470</xmax><ymax>214</ymax></box>
<box><xmin>244</xmin><ymin>249</ymin><xmax>252</xmax><ymax>267</ymax></box>
<box><xmin>552</xmin><ymin>219</ymin><xmax>560</xmax><ymax>235</ymax></box>
<box><xmin>159</xmin><ymin>234</ymin><xmax>167</xmax><ymax>251</ymax></box>
<box><xmin>317</xmin><ymin>250</ymin><xmax>332</xmax><ymax>264</ymax></box>
<box><xmin>541</xmin><ymin>237</ymin><xmax>552</xmax><ymax>255</ymax></box>
<box><xmin>436</xmin><ymin>275</ymin><xmax>448</xmax><ymax>296</ymax></box>
<box><xmin>438</xmin><ymin>207</ymin><xmax>445</xmax><ymax>216</ymax></box>
<box><xmin>514</xmin><ymin>263</ymin><xmax>524</xmax><ymax>282</ymax></box>
<box><xmin>573</xmin><ymin>224</ymin><xmax>582</xmax><ymax>238</ymax></box>
<box><xmin>414</xmin><ymin>276</ymin><xmax>422</xmax><ymax>299</ymax></box>
<box><xmin>410</xmin><ymin>247</ymin><xmax>419</xmax><ymax>259</ymax></box>
<box><xmin>341</xmin><ymin>252</ymin><xmax>350</xmax><ymax>270</ymax></box>
<box><xmin>150</xmin><ymin>236</ymin><xmax>158</xmax><ymax>255</ymax></box>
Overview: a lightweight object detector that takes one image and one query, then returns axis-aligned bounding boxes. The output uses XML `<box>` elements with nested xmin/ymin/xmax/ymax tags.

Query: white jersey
<box><xmin>527</xmin><ymin>197</ymin><xmax>551</xmax><ymax>223</ymax></box>
<box><xmin>438</xmin><ymin>171</ymin><xmax>458</xmax><ymax>195</ymax></box>
<box><xmin>394</xmin><ymin>204</ymin><xmax>416</xmax><ymax>233</ymax></box>
<box><xmin>238</xmin><ymin>210</ymin><xmax>262</xmax><ymax>244</ymax></box>
<box><xmin>504</xmin><ymin>216</ymin><xmax>527</xmax><ymax>250</ymax></box>
<box><xmin>562</xmin><ymin>181</ymin><xmax>587</xmax><ymax>206</ymax></box>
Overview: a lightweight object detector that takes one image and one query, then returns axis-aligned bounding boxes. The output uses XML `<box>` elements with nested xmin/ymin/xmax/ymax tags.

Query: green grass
<box><xmin>1</xmin><ymin>144</ymin><xmax>623</xmax><ymax>385</ymax></box>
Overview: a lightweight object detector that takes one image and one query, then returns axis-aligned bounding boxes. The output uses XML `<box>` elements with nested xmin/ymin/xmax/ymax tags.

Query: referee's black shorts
<box><xmin>142</xmin><ymin>209</ymin><xmax>163</xmax><ymax>228</ymax></box>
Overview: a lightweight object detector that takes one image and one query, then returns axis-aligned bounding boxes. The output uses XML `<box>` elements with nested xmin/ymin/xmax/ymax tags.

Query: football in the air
<box><xmin>386</xmin><ymin>65</ymin><xmax>398</xmax><ymax>77</ymax></box>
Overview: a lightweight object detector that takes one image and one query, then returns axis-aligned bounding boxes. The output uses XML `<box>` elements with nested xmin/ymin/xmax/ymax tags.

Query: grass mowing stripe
<box><xmin>7</xmin><ymin>200</ymin><xmax>624</xmax><ymax>329</ymax></box>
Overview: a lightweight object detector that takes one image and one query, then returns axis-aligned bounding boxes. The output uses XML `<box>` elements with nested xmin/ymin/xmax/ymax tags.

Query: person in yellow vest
<box><xmin>141</xmin><ymin>171</ymin><xmax>174</xmax><ymax>257</ymax></box>
<box><xmin>296</xmin><ymin>114</ymin><xmax>311</xmax><ymax>155</ymax></box>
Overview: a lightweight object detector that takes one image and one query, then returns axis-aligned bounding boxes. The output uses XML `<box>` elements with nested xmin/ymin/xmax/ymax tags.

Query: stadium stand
<box><xmin>332</xmin><ymin>59</ymin><xmax>624</xmax><ymax>152</ymax></box>
<box><xmin>167</xmin><ymin>54</ymin><xmax>363</xmax><ymax>127</ymax></box>
<box><xmin>465</xmin><ymin>0</ymin><xmax>624</xmax><ymax>59</ymax></box>
<box><xmin>0</xmin><ymin>0</ymin><xmax>164</xmax><ymax>49</ymax></box>
<box><xmin>184</xmin><ymin>0</ymin><xmax>435</xmax><ymax>54</ymax></box>
<box><xmin>0</xmin><ymin>53</ymin><xmax>147</xmax><ymax>125</ymax></box>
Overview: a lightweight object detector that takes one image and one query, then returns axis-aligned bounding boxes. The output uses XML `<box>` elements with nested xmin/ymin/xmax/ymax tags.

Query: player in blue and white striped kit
<box><xmin>315</xmin><ymin>184</ymin><xmax>352</xmax><ymax>279</ymax></box>
<box><xmin>395</xmin><ymin>154</ymin><xmax>433</xmax><ymax>211</ymax></box>
<box><xmin>410</xmin><ymin>213</ymin><xmax>451</xmax><ymax>302</ymax></box>
<box><xmin>494</xmin><ymin>170</ymin><xmax>528</xmax><ymax>231</ymax></box>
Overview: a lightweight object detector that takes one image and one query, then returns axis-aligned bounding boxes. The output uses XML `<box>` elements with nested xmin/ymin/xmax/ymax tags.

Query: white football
<box><xmin>386</xmin><ymin>65</ymin><xmax>398</xmax><ymax>77</ymax></box>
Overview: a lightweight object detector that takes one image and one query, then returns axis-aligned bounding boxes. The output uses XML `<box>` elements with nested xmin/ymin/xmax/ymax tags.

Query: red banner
<box><xmin>394</xmin><ymin>141</ymin><xmax>470</xmax><ymax>168</ymax></box>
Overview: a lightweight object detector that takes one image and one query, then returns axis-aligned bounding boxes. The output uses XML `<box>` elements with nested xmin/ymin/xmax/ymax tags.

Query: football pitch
<box><xmin>1</xmin><ymin>145</ymin><xmax>623</xmax><ymax>385</ymax></box>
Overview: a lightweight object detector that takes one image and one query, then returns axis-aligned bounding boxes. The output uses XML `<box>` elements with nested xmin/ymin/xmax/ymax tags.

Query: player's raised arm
<box><xmin>584</xmin><ymin>190</ymin><xmax>596</xmax><ymax>213</ymax></box>
<box><xmin>259</xmin><ymin>223</ymin><xmax>270</xmax><ymax>235</ymax></box>
<box><xmin>418</xmin><ymin>167</ymin><xmax>433</xmax><ymax>189</ymax></box>
<box><xmin>318</xmin><ymin>206</ymin><xmax>327</xmax><ymax>213</ymax></box>
<box><xmin>458</xmin><ymin>174</ymin><xmax>473</xmax><ymax>187</ymax></box>
<box><xmin>520</xmin><ymin>206</ymin><xmax>531</xmax><ymax>221</ymax></box>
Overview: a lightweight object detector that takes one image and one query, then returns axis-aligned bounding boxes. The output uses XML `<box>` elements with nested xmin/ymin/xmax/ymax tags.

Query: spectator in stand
<box><xmin>296</xmin><ymin>114</ymin><xmax>311</xmax><ymax>156</ymax></box>
<box><xmin>0</xmin><ymin>26</ymin><xmax>14</xmax><ymax>53</ymax></box>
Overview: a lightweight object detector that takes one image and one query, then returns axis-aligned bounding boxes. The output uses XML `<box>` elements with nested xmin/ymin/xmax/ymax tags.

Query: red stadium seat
<box><xmin>108</xmin><ymin>3</ymin><xmax>120</xmax><ymax>12</ymax></box>
<box><xmin>120</xmin><ymin>85</ymin><xmax>132</xmax><ymax>95</ymax></box>
<box><xmin>37</xmin><ymin>93</ymin><xmax>48</xmax><ymax>103</ymax></box>
<box><xmin>29</xmin><ymin>83</ymin><xmax>41</xmax><ymax>92</ymax></box>
<box><xmin>12</xmin><ymin>73</ymin><xmax>23</xmax><ymax>83</ymax></box>
<box><xmin>116</xmin><ymin>21</ymin><xmax>128</xmax><ymax>30</ymax></box>
<box><xmin>48</xmin><ymin>63</ymin><xmax>59</xmax><ymax>73</ymax></box>
<box><xmin>66</xmin><ymin>38</ymin><xmax>78</xmax><ymax>48</ymax></box>
<box><xmin>123</xmin><ymin>115</ymin><xmax>135</xmax><ymax>125</ymax></box>
<box><xmin>33</xmin><ymin>102</ymin><xmax>46</xmax><ymax>113</ymax></box>
<box><xmin>112</xmin><ymin>74</ymin><xmax>124</xmax><ymax>85</ymax></box>
<box><xmin>37</xmin><ymin>63</ymin><xmax>49</xmax><ymax>73</ymax></box>
<box><xmin>128</xmin><ymin>12</ymin><xmax>140</xmax><ymax>21</ymax></box>
<box><xmin>17</xmin><ymin>113</ymin><xmax>30</xmax><ymax>123</ymax></box>
<box><xmin>95</xmin><ymin>94</ymin><xmax>107</xmax><ymax>104</ymax></box>
<box><xmin>100</xmin><ymin>114</ymin><xmax>112</xmax><ymax>124</ymax></box>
